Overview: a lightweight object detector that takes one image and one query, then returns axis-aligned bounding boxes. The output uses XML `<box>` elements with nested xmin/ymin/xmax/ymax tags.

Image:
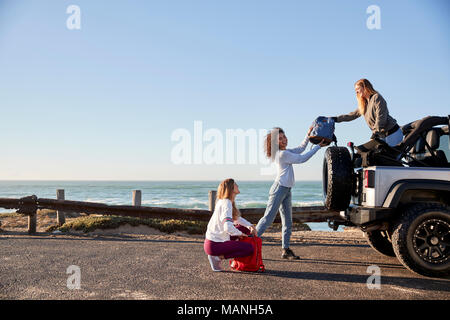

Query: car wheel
<box><xmin>392</xmin><ymin>203</ymin><xmax>450</xmax><ymax>278</ymax></box>
<box><xmin>365</xmin><ymin>230</ymin><xmax>396</xmax><ymax>257</ymax></box>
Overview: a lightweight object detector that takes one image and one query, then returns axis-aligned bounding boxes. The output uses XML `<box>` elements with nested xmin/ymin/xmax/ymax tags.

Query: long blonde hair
<box><xmin>355</xmin><ymin>79</ymin><xmax>377</xmax><ymax>115</ymax></box>
<box><xmin>216</xmin><ymin>178</ymin><xmax>241</xmax><ymax>220</ymax></box>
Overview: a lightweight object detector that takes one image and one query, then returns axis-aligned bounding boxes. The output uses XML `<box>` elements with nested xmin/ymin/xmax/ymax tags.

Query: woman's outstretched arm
<box><xmin>279</xmin><ymin>144</ymin><xmax>321</xmax><ymax>164</ymax></box>
<box><xmin>335</xmin><ymin>109</ymin><xmax>361</xmax><ymax>123</ymax></box>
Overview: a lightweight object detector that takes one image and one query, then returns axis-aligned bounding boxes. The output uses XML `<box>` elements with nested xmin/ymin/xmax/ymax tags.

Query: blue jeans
<box><xmin>382</xmin><ymin>127</ymin><xmax>403</xmax><ymax>146</ymax></box>
<box><xmin>256</xmin><ymin>182</ymin><xmax>292</xmax><ymax>249</ymax></box>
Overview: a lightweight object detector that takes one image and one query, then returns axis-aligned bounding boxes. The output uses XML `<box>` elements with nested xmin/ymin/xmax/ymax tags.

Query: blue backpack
<box><xmin>309</xmin><ymin>116</ymin><xmax>337</xmax><ymax>146</ymax></box>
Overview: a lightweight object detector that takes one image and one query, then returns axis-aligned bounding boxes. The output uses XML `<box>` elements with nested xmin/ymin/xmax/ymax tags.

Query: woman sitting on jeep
<box><xmin>332</xmin><ymin>79</ymin><xmax>403</xmax><ymax>146</ymax></box>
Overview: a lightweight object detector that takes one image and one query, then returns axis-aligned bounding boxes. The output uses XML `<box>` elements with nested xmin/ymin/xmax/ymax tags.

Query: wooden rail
<box><xmin>0</xmin><ymin>189</ymin><xmax>341</xmax><ymax>234</ymax></box>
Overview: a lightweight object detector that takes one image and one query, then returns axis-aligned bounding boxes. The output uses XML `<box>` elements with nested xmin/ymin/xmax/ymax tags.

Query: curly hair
<box><xmin>264</xmin><ymin>127</ymin><xmax>285</xmax><ymax>159</ymax></box>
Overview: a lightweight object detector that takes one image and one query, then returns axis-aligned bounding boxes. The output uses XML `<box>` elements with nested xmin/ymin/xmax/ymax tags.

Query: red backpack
<box><xmin>229</xmin><ymin>236</ymin><xmax>265</xmax><ymax>272</ymax></box>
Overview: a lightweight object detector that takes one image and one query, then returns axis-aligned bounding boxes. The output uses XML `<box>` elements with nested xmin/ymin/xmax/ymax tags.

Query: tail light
<box><xmin>364</xmin><ymin>170</ymin><xmax>375</xmax><ymax>188</ymax></box>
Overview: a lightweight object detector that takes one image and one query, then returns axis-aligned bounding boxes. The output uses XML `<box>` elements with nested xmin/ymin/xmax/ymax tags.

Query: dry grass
<box><xmin>0</xmin><ymin>210</ymin><xmax>60</xmax><ymax>231</ymax></box>
<box><xmin>47</xmin><ymin>215</ymin><xmax>208</xmax><ymax>235</ymax></box>
<box><xmin>1</xmin><ymin>210</ymin><xmax>311</xmax><ymax>235</ymax></box>
<box><xmin>0</xmin><ymin>210</ymin><xmax>208</xmax><ymax>235</ymax></box>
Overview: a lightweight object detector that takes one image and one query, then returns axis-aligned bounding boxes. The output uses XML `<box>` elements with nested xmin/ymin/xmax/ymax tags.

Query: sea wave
<box><xmin>141</xmin><ymin>199</ymin><xmax>208</xmax><ymax>209</ymax></box>
<box><xmin>292</xmin><ymin>200</ymin><xmax>324</xmax><ymax>206</ymax></box>
<box><xmin>0</xmin><ymin>181</ymin><xmax>325</xmax><ymax>213</ymax></box>
<box><xmin>84</xmin><ymin>198</ymin><xmax>125</xmax><ymax>205</ymax></box>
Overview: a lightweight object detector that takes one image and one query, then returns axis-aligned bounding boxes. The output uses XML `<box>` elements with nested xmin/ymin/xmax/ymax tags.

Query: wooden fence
<box><xmin>0</xmin><ymin>189</ymin><xmax>341</xmax><ymax>234</ymax></box>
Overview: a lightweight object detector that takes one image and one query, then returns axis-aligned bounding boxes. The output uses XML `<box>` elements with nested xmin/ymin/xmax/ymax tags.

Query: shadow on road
<box><xmin>230</xmin><ymin>269</ymin><xmax>450</xmax><ymax>293</ymax></box>
<box><xmin>1</xmin><ymin>231</ymin><xmax>370</xmax><ymax>248</ymax></box>
<box><xmin>300</xmin><ymin>242</ymin><xmax>371</xmax><ymax>248</ymax></box>
<box><xmin>252</xmin><ymin>241</ymin><xmax>371</xmax><ymax>249</ymax></box>
<box><xmin>264</xmin><ymin>257</ymin><xmax>403</xmax><ymax>270</ymax></box>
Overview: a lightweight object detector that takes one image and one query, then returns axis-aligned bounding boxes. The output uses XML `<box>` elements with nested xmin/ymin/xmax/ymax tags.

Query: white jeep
<box><xmin>323</xmin><ymin>116</ymin><xmax>450</xmax><ymax>278</ymax></box>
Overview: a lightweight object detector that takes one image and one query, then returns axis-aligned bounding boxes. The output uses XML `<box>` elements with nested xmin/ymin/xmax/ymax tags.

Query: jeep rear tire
<box><xmin>322</xmin><ymin>146</ymin><xmax>353</xmax><ymax>211</ymax></box>
<box><xmin>365</xmin><ymin>230</ymin><xmax>396</xmax><ymax>257</ymax></box>
<box><xmin>391</xmin><ymin>203</ymin><xmax>450</xmax><ymax>278</ymax></box>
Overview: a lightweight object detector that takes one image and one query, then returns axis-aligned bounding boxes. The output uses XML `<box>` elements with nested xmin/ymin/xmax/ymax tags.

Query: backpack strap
<box><xmin>332</xmin><ymin>134</ymin><xmax>338</xmax><ymax>146</ymax></box>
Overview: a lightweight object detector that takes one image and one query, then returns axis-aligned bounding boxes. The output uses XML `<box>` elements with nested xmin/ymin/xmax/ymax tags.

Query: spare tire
<box><xmin>323</xmin><ymin>146</ymin><xmax>353</xmax><ymax>211</ymax></box>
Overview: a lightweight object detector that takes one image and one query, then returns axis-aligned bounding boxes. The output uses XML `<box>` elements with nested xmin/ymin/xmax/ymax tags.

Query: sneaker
<box><xmin>282</xmin><ymin>248</ymin><xmax>300</xmax><ymax>260</ymax></box>
<box><xmin>207</xmin><ymin>255</ymin><xmax>223</xmax><ymax>272</ymax></box>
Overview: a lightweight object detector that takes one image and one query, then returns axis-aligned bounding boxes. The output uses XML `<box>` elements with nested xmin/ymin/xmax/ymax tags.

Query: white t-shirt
<box><xmin>205</xmin><ymin>198</ymin><xmax>253</xmax><ymax>243</ymax></box>
<box><xmin>276</xmin><ymin>135</ymin><xmax>321</xmax><ymax>188</ymax></box>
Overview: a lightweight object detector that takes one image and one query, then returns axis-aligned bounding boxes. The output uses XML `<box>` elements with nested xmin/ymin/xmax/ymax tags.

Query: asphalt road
<box><xmin>1</xmin><ymin>230</ymin><xmax>449</xmax><ymax>300</ymax></box>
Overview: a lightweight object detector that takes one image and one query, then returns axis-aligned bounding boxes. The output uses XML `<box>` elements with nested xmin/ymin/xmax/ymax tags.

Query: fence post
<box><xmin>28</xmin><ymin>211</ymin><xmax>37</xmax><ymax>234</ymax></box>
<box><xmin>56</xmin><ymin>189</ymin><xmax>66</xmax><ymax>226</ymax></box>
<box><xmin>132</xmin><ymin>190</ymin><xmax>142</xmax><ymax>207</ymax></box>
<box><xmin>208</xmin><ymin>190</ymin><xmax>216</xmax><ymax>213</ymax></box>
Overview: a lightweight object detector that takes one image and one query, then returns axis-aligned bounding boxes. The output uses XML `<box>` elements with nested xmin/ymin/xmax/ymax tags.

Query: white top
<box><xmin>205</xmin><ymin>198</ymin><xmax>253</xmax><ymax>242</ymax></box>
<box><xmin>276</xmin><ymin>135</ymin><xmax>321</xmax><ymax>188</ymax></box>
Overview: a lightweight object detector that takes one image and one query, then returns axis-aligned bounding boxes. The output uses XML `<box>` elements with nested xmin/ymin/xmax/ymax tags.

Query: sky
<box><xmin>0</xmin><ymin>0</ymin><xmax>449</xmax><ymax>181</ymax></box>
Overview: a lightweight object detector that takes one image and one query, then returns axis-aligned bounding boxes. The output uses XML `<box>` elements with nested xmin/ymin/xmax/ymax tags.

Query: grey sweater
<box><xmin>335</xmin><ymin>93</ymin><xmax>398</xmax><ymax>138</ymax></box>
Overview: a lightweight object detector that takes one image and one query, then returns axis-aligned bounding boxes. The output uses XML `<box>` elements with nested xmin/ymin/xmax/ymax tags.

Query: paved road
<box><xmin>1</xmin><ymin>230</ymin><xmax>449</xmax><ymax>300</ymax></box>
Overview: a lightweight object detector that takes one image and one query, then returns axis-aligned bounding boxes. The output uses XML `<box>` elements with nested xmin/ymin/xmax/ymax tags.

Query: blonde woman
<box><xmin>333</xmin><ymin>79</ymin><xmax>402</xmax><ymax>146</ymax></box>
<box><xmin>204</xmin><ymin>178</ymin><xmax>257</xmax><ymax>272</ymax></box>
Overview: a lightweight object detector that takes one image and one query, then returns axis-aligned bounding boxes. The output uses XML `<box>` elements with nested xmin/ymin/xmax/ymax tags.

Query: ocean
<box><xmin>0</xmin><ymin>180</ymin><xmax>336</xmax><ymax>231</ymax></box>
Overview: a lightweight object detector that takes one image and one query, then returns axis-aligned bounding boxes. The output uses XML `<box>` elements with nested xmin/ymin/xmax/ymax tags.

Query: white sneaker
<box><xmin>207</xmin><ymin>255</ymin><xmax>222</xmax><ymax>272</ymax></box>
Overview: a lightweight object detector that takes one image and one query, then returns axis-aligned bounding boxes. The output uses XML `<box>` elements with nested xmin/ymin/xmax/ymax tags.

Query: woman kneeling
<box><xmin>204</xmin><ymin>178</ymin><xmax>257</xmax><ymax>272</ymax></box>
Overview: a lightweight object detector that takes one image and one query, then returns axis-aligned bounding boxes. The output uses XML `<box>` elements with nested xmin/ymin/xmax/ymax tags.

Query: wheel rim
<box><xmin>413</xmin><ymin>219</ymin><xmax>450</xmax><ymax>264</ymax></box>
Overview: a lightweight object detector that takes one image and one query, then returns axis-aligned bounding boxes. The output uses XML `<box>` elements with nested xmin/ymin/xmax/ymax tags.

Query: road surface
<box><xmin>1</xmin><ymin>229</ymin><xmax>449</xmax><ymax>300</ymax></box>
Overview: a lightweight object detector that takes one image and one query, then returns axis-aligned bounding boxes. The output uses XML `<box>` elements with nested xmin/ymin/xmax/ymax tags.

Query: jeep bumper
<box><xmin>345</xmin><ymin>205</ymin><xmax>394</xmax><ymax>225</ymax></box>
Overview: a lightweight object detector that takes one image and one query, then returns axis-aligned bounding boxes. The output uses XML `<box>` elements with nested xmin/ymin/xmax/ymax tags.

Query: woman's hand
<box><xmin>239</xmin><ymin>233</ymin><xmax>248</xmax><ymax>240</ymax></box>
<box><xmin>249</xmin><ymin>226</ymin><xmax>257</xmax><ymax>236</ymax></box>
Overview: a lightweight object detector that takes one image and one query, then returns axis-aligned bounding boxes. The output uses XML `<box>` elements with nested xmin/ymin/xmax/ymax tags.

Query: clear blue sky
<box><xmin>0</xmin><ymin>0</ymin><xmax>449</xmax><ymax>181</ymax></box>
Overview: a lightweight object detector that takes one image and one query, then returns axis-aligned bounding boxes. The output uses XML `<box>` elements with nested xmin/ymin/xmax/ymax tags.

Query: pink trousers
<box><xmin>204</xmin><ymin>225</ymin><xmax>253</xmax><ymax>259</ymax></box>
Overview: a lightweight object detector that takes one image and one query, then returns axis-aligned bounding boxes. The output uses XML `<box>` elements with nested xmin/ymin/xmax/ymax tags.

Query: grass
<box><xmin>1</xmin><ymin>210</ymin><xmax>311</xmax><ymax>235</ymax></box>
<box><xmin>0</xmin><ymin>209</ymin><xmax>59</xmax><ymax>231</ymax></box>
<box><xmin>46</xmin><ymin>215</ymin><xmax>209</xmax><ymax>235</ymax></box>
<box><xmin>46</xmin><ymin>215</ymin><xmax>310</xmax><ymax>234</ymax></box>
<box><xmin>0</xmin><ymin>212</ymin><xmax>22</xmax><ymax>218</ymax></box>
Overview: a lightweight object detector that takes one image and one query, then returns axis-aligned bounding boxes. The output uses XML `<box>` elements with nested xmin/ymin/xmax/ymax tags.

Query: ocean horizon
<box><xmin>0</xmin><ymin>180</ymin><xmax>338</xmax><ymax>231</ymax></box>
